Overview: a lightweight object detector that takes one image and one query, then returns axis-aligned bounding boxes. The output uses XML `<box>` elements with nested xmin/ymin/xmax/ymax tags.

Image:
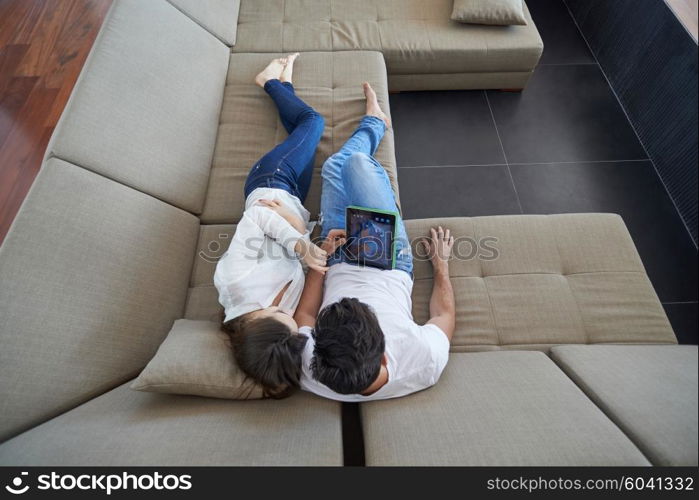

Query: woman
<box><xmin>215</xmin><ymin>54</ymin><xmax>336</xmax><ymax>398</ymax></box>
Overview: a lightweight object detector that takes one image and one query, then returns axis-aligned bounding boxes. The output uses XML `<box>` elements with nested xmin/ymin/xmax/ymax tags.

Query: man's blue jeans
<box><xmin>320</xmin><ymin>116</ymin><xmax>413</xmax><ymax>275</ymax></box>
<box><xmin>244</xmin><ymin>80</ymin><xmax>324</xmax><ymax>202</ymax></box>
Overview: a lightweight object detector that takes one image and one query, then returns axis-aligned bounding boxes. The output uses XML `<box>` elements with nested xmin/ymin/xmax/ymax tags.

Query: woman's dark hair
<box><xmin>310</xmin><ymin>298</ymin><xmax>385</xmax><ymax>395</ymax></box>
<box><xmin>222</xmin><ymin>312</ymin><xmax>307</xmax><ymax>399</ymax></box>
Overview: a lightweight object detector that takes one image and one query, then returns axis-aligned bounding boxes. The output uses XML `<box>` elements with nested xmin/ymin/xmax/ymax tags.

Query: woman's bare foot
<box><xmin>363</xmin><ymin>82</ymin><xmax>391</xmax><ymax>128</ymax></box>
<box><xmin>255</xmin><ymin>58</ymin><xmax>287</xmax><ymax>87</ymax></box>
<box><xmin>280</xmin><ymin>52</ymin><xmax>300</xmax><ymax>84</ymax></box>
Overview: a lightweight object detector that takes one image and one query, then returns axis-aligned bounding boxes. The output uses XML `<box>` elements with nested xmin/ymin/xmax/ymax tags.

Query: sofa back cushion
<box><xmin>45</xmin><ymin>0</ymin><xmax>229</xmax><ymax>214</ymax></box>
<box><xmin>0</xmin><ymin>159</ymin><xmax>199</xmax><ymax>442</ymax></box>
<box><xmin>168</xmin><ymin>0</ymin><xmax>241</xmax><ymax>46</ymax></box>
<box><xmin>361</xmin><ymin>351</ymin><xmax>651</xmax><ymax>465</ymax></box>
<box><xmin>233</xmin><ymin>0</ymin><xmax>543</xmax><ymax>79</ymax></box>
<box><xmin>550</xmin><ymin>345</ymin><xmax>698</xmax><ymax>466</ymax></box>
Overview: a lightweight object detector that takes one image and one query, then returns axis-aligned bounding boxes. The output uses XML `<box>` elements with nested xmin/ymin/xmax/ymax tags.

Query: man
<box><xmin>293</xmin><ymin>83</ymin><xmax>456</xmax><ymax>401</ymax></box>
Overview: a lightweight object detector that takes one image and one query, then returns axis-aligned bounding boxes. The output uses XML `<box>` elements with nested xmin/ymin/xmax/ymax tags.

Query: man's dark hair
<box><xmin>311</xmin><ymin>298</ymin><xmax>385</xmax><ymax>394</ymax></box>
<box><xmin>222</xmin><ymin>314</ymin><xmax>308</xmax><ymax>399</ymax></box>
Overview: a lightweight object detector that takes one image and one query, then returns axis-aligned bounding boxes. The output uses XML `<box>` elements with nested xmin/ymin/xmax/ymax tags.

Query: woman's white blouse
<box><xmin>214</xmin><ymin>188</ymin><xmax>311</xmax><ymax>322</ymax></box>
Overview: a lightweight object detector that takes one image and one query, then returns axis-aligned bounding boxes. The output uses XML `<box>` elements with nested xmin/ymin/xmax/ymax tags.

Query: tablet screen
<box><xmin>344</xmin><ymin>206</ymin><xmax>397</xmax><ymax>270</ymax></box>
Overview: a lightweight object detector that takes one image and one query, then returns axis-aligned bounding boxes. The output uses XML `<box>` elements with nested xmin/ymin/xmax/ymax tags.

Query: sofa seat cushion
<box><xmin>46</xmin><ymin>0</ymin><xmax>229</xmax><ymax>214</ymax></box>
<box><xmin>200</xmin><ymin>50</ymin><xmax>397</xmax><ymax>224</ymax></box>
<box><xmin>0</xmin><ymin>382</ymin><xmax>342</xmax><ymax>466</ymax></box>
<box><xmin>233</xmin><ymin>0</ymin><xmax>543</xmax><ymax>77</ymax></box>
<box><xmin>0</xmin><ymin>159</ymin><xmax>200</xmax><ymax>443</ymax></box>
<box><xmin>405</xmin><ymin>214</ymin><xmax>676</xmax><ymax>351</ymax></box>
<box><xmin>168</xmin><ymin>0</ymin><xmax>241</xmax><ymax>45</ymax></box>
<box><xmin>550</xmin><ymin>345</ymin><xmax>698</xmax><ymax>466</ymax></box>
<box><xmin>184</xmin><ymin>224</ymin><xmax>234</xmax><ymax>320</ymax></box>
<box><xmin>360</xmin><ymin>351</ymin><xmax>650</xmax><ymax>465</ymax></box>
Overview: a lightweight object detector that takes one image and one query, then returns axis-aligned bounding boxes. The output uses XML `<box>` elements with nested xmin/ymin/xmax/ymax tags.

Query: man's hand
<box><xmin>258</xmin><ymin>199</ymin><xmax>306</xmax><ymax>234</ymax></box>
<box><xmin>421</xmin><ymin>226</ymin><xmax>454</xmax><ymax>274</ymax></box>
<box><xmin>321</xmin><ymin>229</ymin><xmax>347</xmax><ymax>255</ymax></box>
<box><xmin>422</xmin><ymin>226</ymin><xmax>456</xmax><ymax>342</ymax></box>
<box><xmin>296</xmin><ymin>230</ymin><xmax>346</xmax><ymax>275</ymax></box>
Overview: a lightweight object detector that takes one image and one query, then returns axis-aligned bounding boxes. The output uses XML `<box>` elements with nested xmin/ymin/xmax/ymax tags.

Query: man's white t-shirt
<box><xmin>299</xmin><ymin>263</ymin><xmax>450</xmax><ymax>402</ymax></box>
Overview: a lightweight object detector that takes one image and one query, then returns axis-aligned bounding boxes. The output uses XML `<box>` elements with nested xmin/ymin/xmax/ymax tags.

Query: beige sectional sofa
<box><xmin>0</xmin><ymin>0</ymin><xmax>696</xmax><ymax>466</ymax></box>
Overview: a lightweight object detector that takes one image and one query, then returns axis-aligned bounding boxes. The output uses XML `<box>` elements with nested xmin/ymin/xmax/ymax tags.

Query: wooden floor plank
<box><xmin>44</xmin><ymin>0</ymin><xmax>112</xmax><ymax>124</ymax></box>
<box><xmin>0</xmin><ymin>126</ymin><xmax>53</xmax><ymax>241</ymax></box>
<box><xmin>0</xmin><ymin>75</ymin><xmax>39</xmax><ymax>148</ymax></box>
<box><xmin>0</xmin><ymin>0</ymin><xmax>45</xmax><ymax>47</ymax></box>
<box><xmin>0</xmin><ymin>81</ymin><xmax>59</xmax><ymax>204</ymax></box>
<box><xmin>0</xmin><ymin>0</ymin><xmax>111</xmax><ymax>244</ymax></box>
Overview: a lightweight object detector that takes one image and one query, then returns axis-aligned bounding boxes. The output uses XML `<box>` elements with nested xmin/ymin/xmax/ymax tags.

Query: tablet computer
<box><xmin>344</xmin><ymin>205</ymin><xmax>398</xmax><ymax>270</ymax></box>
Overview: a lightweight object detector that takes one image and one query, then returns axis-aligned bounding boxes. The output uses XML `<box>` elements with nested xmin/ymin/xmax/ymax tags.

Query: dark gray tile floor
<box><xmin>486</xmin><ymin>64</ymin><xmax>649</xmax><ymax>164</ymax></box>
<box><xmin>399</xmin><ymin>165</ymin><xmax>520</xmax><ymax>218</ymax></box>
<box><xmin>391</xmin><ymin>91</ymin><xmax>505</xmax><ymax>167</ymax></box>
<box><xmin>393</xmin><ymin>0</ymin><xmax>698</xmax><ymax>344</ymax></box>
<box><xmin>526</xmin><ymin>0</ymin><xmax>595</xmax><ymax>65</ymax></box>
<box><xmin>664</xmin><ymin>303</ymin><xmax>699</xmax><ymax>345</ymax></box>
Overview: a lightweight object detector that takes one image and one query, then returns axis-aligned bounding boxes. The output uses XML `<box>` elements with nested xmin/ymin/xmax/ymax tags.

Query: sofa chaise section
<box><xmin>361</xmin><ymin>351</ymin><xmax>650</xmax><ymax>466</ymax></box>
<box><xmin>0</xmin><ymin>383</ymin><xmax>343</xmax><ymax>466</ymax></box>
<box><xmin>0</xmin><ymin>159</ymin><xmax>199</xmax><ymax>443</ymax></box>
<box><xmin>551</xmin><ymin>345</ymin><xmax>699</xmax><ymax>466</ymax></box>
<box><xmin>182</xmin><ymin>214</ymin><xmax>678</xmax><ymax>346</ymax></box>
<box><xmin>233</xmin><ymin>0</ymin><xmax>544</xmax><ymax>91</ymax></box>
<box><xmin>200</xmin><ymin>50</ymin><xmax>398</xmax><ymax>224</ymax></box>
<box><xmin>44</xmin><ymin>0</ymin><xmax>229</xmax><ymax>214</ymax></box>
<box><xmin>406</xmin><ymin>214</ymin><xmax>677</xmax><ymax>351</ymax></box>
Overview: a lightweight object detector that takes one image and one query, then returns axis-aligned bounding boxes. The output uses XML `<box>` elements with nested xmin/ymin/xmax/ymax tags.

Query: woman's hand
<box><xmin>257</xmin><ymin>199</ymin><xmax>306</xmax><ymax>234</ymax></box>
<box><xmin>294</xmin><ymin>230</ymin><xmax>346</xmax><ymax>275</ymax></box>
<box><xmin>295</xmin><ymin>238</ymin><xmax>329</xmax><ymax>274</ymax></box>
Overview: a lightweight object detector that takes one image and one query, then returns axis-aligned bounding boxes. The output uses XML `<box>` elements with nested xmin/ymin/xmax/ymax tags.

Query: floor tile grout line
<box><xmin>483</xmin><ymin>90</ymin><xmax>509</xmax><ymax>165</ymax></box>
<box><xmin>562</xmin><ymin>0</ymin><xmax>697</xmax><ymax>249</ymax></box>
<box><xmin>509</xmin><ymin>158</ymin><xmax>650</xmax><ymax>166</ymax></box>
<box><xmin>398</xmin><ymin>163</ymin><xmax>509</xmax><ymax>169</ymax></box>
<box><xmin>397</xmin><ymin>159</ymin><xmax>652</xmax><ymax>169</ymax></box>
<box><xmin>538</xmin><ymin>62</ymin><xmax>598</xmax><ymax>66</ymax></box>
<box><xmin>483</xmin><ymin>90</ymin><xmax>524</xmax><ymax>215</ymax></box>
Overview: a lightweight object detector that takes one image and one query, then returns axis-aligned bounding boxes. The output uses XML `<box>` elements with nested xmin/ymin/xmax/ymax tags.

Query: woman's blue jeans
<box><xmin>244</xmin><ymin>80</ymin><xmax>324</xmax><ymax>202</ymax></box>
<box><xmin>320</xmin><ymin>116</ymin><xmax>413</xmax><ymax>275</ymax></box>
